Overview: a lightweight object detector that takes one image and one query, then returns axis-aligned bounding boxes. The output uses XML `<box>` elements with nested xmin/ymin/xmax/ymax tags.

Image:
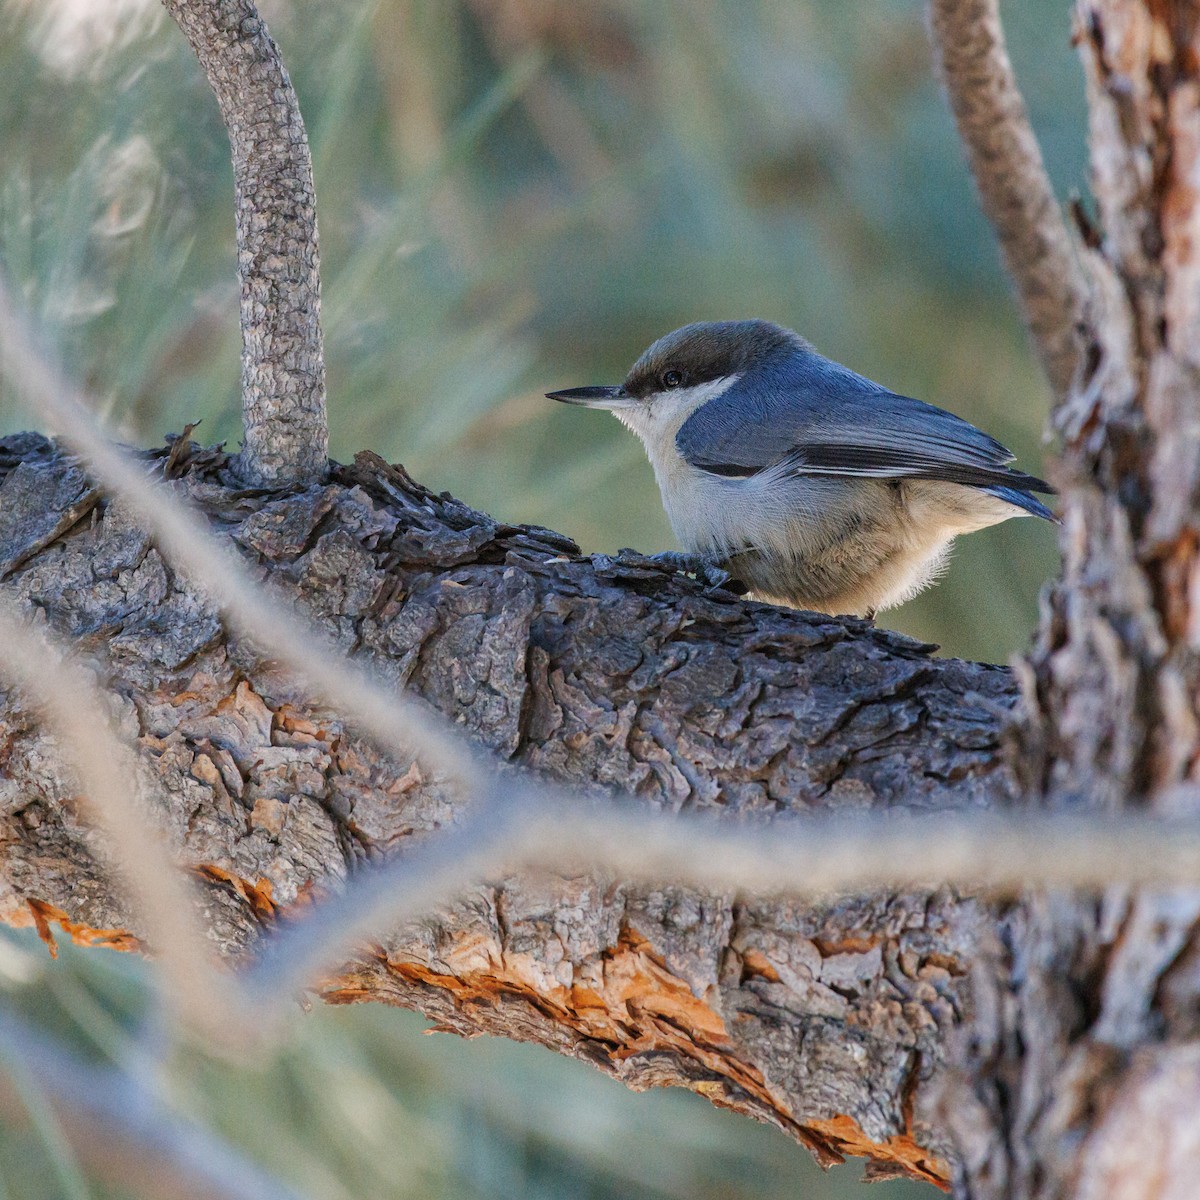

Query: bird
<box><xmin>546</xmin><ymin>319</ymin><xmax>1055</xmax><ymax>617</ymax></box>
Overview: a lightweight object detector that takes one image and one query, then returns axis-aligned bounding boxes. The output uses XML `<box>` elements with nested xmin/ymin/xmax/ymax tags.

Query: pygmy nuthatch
<box><xmin>547</xmin><ymin>320</ymin><xmax>1054</xmax><ymax>617</ymax></box>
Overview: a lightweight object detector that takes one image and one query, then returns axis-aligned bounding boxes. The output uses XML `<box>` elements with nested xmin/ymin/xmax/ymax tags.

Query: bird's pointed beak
<box><xmin>545</xmin><ymin>384</ymin><xmax>635</xmax><ymax>410</ymax></box>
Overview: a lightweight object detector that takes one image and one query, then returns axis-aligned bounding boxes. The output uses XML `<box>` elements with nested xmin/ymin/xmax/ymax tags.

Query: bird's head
<box><xmin>546</xmin><ymin>320</ymin><xmax>806</xmax><ymax>427</ymax></box>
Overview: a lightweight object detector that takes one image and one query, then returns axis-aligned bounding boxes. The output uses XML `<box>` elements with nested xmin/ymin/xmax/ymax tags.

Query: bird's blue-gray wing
<box><xmin>676</xmin><ymin>349</ymin><xmax>1053</xmax><ymax>497</ymax></box>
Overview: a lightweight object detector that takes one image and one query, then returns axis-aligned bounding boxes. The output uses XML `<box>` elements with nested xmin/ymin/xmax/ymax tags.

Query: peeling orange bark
<box><xmin>15</xmin><ymin>899</ymin><xmax>141</xmax><ymax>957</ymax></box>
<box><xmin>1</xmin><ymin>884</ymin><xmax>953</xmax><ymax>1187</ymax></box>
<box><xmin>809</xmin><ymin>1115</ymin><xmax>949</xmax><ymax>1191</ymax></box>
<box><xmin>322</xmin><ymin>925</ymin><xmax>952</xmax><ymax>1188</ymax></box>
<box><xmin>195</xmin><ymin>864</ymin><xmax>277</xmax><ymax>920</ymax></box>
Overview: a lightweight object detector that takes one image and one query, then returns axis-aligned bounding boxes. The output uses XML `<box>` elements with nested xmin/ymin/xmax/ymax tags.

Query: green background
<box><xmin>0</xmin><ymin>0</ymin><xmax>1084</xmax><ymax>1195</ymax></box>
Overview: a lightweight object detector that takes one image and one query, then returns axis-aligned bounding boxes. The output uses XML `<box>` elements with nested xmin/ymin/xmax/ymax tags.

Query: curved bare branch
<box><xmin>164</xmin><ymin>0</ymin><xmax>328</xmax><ymax>485</ymax></box>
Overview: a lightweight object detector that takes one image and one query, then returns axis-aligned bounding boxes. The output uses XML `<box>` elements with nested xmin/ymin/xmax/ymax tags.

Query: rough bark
<box><xmin>163</xmin><ymin>0</ymin><xmax>328</xmax><ymax>486</ymax></box>
<box><xmin>0</xmin><ymin>431</ymin><xmax>1030</xmax><ymax>1189</ymax></box>
<box><xmin>940</xmin><ymin>4</ymin><xmax>1200</xmax><ymax>1198</ymax></box>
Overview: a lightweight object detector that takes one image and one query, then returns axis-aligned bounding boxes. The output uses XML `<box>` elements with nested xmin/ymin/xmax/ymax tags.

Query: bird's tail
<box><xmin>986</xmin><ymin>485</ymin><xmax>1058</xmax><ymax>523</ymax></box>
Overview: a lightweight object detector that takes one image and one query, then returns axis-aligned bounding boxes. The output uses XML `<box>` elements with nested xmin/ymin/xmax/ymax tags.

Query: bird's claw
<box><xmin>592</xmin><ymin>548</ymin><xmax>745</xmax><ymax>593</ymax></box>
<box><xmin>629</xmin><ymin>549</ymin><xmax>743</xmax><ymax>593</ymax></box>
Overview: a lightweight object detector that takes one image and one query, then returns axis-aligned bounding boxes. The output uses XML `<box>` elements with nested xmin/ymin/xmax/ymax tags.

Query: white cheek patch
<box><xmin>617</xmin><ymin>374</ymin><xmax>740</xmax><ymax>439</ymax></box>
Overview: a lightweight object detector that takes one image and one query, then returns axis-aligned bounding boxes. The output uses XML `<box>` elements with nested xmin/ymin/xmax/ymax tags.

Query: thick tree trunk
<box><xmin>0</xmin><ymin>432</ymin><xmax>1030</xmax><ymax>1190</ymax></box>
<box><xmin>940</xmin><ymin>4</ymin><xmax>1200</xmax><ymax>1197</ymax></box>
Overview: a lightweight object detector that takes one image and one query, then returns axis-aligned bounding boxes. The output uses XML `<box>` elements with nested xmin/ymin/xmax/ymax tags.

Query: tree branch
<box><xmin>163</xmin><ymin>0</ymin><xmax>327</xmax><ymax>485</ymax></box>
<box><xmin>928</xmin><ymin>0</ymin><xmax>1087</xmax><ymax>396</ymax></box>
<box><xmin>0</xmin><ymin>274</ymin><xmax>1001</xmax><ymax>1184</ymax></box>
<box><xmin>0</xmin><ymin>425</ymin><xmax>1028</xmax><ymax>1187</ymax></box>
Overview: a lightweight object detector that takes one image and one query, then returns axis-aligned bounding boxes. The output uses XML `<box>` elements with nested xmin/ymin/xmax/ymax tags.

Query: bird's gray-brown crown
<box><xmin>622</xmin><ymin>319</ymin><xmax>808</xmax><ymax>399</ymax></box>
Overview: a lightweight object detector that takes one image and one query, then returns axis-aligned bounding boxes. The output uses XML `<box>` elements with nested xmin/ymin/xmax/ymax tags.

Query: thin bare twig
<box><xmin>243</xmin><ymin>794</ymin><xmax>1200</xmax><ymax>1007</ymax></box>
<box><xmin>928</xmin><ymin>0</ymin><xmax>1087</xmax><ymax>397</ymax></box>
<box><xmin>0</xmin><ymin>598</ymin><xmax>230</xmax><ymax>1037</ymax></box>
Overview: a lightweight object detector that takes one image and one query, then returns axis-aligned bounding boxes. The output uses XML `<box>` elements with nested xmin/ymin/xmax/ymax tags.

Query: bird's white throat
<box><xmin>614</xmin><ymin>373</ymin><xmax>740</xmax><ymax>446</ymax></box>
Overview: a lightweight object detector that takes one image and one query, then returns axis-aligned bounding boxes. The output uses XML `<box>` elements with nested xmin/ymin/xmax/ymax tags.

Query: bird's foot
<box><xmin>590</xmin><ymin>548</ymin><xmax>746</xmax><ymax>594</ymax></box>
<box><xmin>643</xmin><ymin>550</ymin><xmax>730</xmax><ymax>589</ymax></box>
<box><xmin>617</xmin><ymin>549</ymin><xmax>745</xmax><ymax>593</ymax></box>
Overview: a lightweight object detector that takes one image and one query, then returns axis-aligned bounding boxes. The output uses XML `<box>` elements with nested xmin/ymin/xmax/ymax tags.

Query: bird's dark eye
<box><xmin>661</xmin><ymin>369</ymin><xmax>684</xmax><ymax>389</ymax></box>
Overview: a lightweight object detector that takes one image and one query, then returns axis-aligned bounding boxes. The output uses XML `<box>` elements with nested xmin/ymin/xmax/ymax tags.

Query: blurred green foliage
<box><xmin>0</xmin><ymin>0</ymin><xmax>1087</xmax><ymax>1194</ymax></box>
